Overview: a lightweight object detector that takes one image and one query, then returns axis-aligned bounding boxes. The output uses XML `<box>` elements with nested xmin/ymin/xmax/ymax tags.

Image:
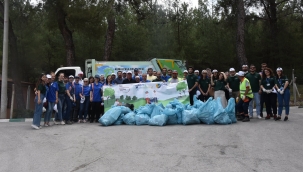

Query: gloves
<box><xmin>229</xmin><ymin>88</ymin><xmax>232</xmax><ymax>93</ymax></box>
<box><xmin>262</xmin><ymin>88</ymin><xmax>266</xmax><ymax>92</ymax></box>
<box><xmin>241</xmin><ymin>95</ymin><xmax>246</xmax><ymax>100</ymax></box>
<box><xmin>101</xmin><ymin>103</ymin><xmax>104</xmax><ymax>106</ymax></box>
<box><xmin>277</xmin><ymin>89</ymin><xmax>281</xmax><ymax>93</ymax></box>
<box><xmin>266</xmin><ymin>90</ymin><xmax>272</xmax><ymax>94</ymax></box>
<box><xmin>70</xmin><ymin>96</ymin><xmax>73</xmax><ymax>101</ymax></box>
<box><xmin>280</xmin><ymin>90</ymin><xmax>284</xmax><ymax>94</ymax></box>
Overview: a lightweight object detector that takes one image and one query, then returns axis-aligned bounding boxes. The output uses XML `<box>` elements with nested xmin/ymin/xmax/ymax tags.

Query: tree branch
<box><xmin>260</xmin><ymin>0</ymin><xmax>271</xmax><ymax>19</ymax></box>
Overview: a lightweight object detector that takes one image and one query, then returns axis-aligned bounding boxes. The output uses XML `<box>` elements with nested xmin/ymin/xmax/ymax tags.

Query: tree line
<box><xmin>0</xmin><ymin>0</ymin><xmax>302</xmax><ymax>110</ymax></box>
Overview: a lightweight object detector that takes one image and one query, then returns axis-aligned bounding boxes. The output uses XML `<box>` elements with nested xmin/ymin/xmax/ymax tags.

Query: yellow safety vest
<box><xmin>168</xmin><ymin>77</ymin><xmax>183</xmax><ymax>82</ymax></box>
<box><xmin>240</xmin><ymin>78</ymin><xmax>254</xmax><ymax>98</ymax></box>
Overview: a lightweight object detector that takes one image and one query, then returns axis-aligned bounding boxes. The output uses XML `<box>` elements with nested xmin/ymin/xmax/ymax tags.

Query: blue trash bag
<box><xmin>182</xmin><ymin>108</ymin><xmax>201</xmax><ymax>125</ymax></box>
<box><xmin>120</xmin><ymin>106</ymin><xmax>131</xmax><ymax>114</ymax></box>
<box><xmin>150</xmin><ymin>105</ymin><xmax>164</xmax><ymax>118</ymax></box>
<box><xmin>197</xmin><ymin>97</ymin><xmax>215</xmax><ymax>124</ymax></box>
<box><xmin>225</xmin><ymin>98</ymin><xmax>237</xmax><ymax>123</ymax></box>
<box><xmin>113</xmin><ymin>114</ymin><xmax>124</xmax><ymax>125</ymax></box>
<box><xmin>136</xmin><ymin>104</ymin><xmax>155</xmax><ymax>116</ymax></box>
<box><xmin>158</xmin><ymin>103</ymin><xmax>165</xmax><ymax>109</ymax></box>
<box><xmin>169</xmin><ymin>98</ymin><xmax>183</xmax><ymax>108</ymax></box>
<box><xmin>193</xmin><ymin>95</ymin><xmax>204</xmax><ymax>108</ymax></box>
<box><xmin>99</xmin><ymin>106</ymin><xmax>122</xmax><ymax>126</ymax></box>
<box><xmin>135</xmin><ymin>114</ymin><xmax>150</xmax><ymax>125</ymax></box>
<box><xmin>213</xmin><ymin>98</ymin><xmax>232</xmax><ymax>125</ymax></box>
<box><xmin>185</xmin><ymin>104</ymin><xmax>193</xmax><ymax>110</ymax></box>
<box><xmin>163</xmin><ymin>105</ymin><xmax>178</xmax><ymax>125</ymax></box>
<box><xmin>123</xmin><ymin>112</ymin><xmax>136</xmax><ymax>125</ymax></box>
<box><xmin>148</xmin><ymin>114</ymin><xmax>168</xmax><ymax>126</ymax></box>
<box><xmin>176</xmin><ymin>105</ymin><xmax>184</xmax><ymax>124</ymax></box>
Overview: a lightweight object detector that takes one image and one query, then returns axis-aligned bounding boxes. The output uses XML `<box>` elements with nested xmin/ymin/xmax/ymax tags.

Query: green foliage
<box><xmin>103</xmin><ymin>88</ymin><xmax>115</xmax><ymax>97</ymax></box>
<box><xmin>125</xmin><ymin>95</ymin><xmax>131</xmax><ymax>100</ymax></box>
<box><xmin>132</xmin><ymin>96</ymin><xmax>137</xmax><ymax>101</ymax></box>
<box><xmin>120</xmin><ymin>95</ymin><xmax>124</xmax><ymax>100</ymax></box>
<box><xmin>176</xmin><ymin>82</ymin><xmax>187</xmax><ymax>91</ymax></box>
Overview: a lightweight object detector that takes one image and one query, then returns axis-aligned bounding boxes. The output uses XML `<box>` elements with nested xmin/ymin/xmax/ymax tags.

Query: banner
<box><xmin>103</xmin><ymin>81</ymin><xmax>190</xmax><ymax>111</ymax></box>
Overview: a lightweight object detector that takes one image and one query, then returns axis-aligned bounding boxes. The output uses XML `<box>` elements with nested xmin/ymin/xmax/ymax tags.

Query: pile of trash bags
<box><xmin>99</xmin><ymin>96</ymin><xmax>237</xmax><ymax>126</ymax></box>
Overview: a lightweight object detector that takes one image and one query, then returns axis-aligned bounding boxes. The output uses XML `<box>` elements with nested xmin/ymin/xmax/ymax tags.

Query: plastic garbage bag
<box><xmin>225</xmin><ymin>98</ymin><xmax>237</xmax><ymax>123</ymax></box>
<box><xmin>193</xmin><ymin>95</ymin><xmax>203</xmax><ymax>108</ymax></box>
<box><xmin>163</xmin><ymin>106</ymin><xmax>178</xmax><ymax>125</ymax></box>
<box><xmin>136</xmin><ymin>104</ymin><xmax>155</xmax><ymax>116</ymax></box>
<box><xmin>158</xmin><ymin>103</ymin><xmax>165</xmax><ymax>109</ymax></box>
<box><xmin>120</xmin><ymin>106</ymin><xmax>131</xmax><ymax>114</ymax></box>
<box><xmin>185</xmin><ymin>104</ymin><xmax>193</xmax><ymax>110</ymax></box>
<box><xmin>113</xmin><ymin>114</ymin><xmax>124</xmax><ymax>125</ymax></box>
<box><xmin>176</xmin><ymin>105</ymin><xmax>184</xmax><ymax>124</ymax></box>
<box><xmin>135</xmin><ymin>114</ymin><xmax>150</xmax><ymax>125</ymax></box>
<box><xmin>148</xmin><ymin>114</ymin><xmax>168</xmax><ymax>126</ymax></box>
<box><xmin>169</xmin><ymin>98</ymin><xmax>184</xmax><ymax>108</ymax></box>
<box><xmin>99</xmin><ymin>107</ymin><xmax>122</xmax><ymax>126</ymax></box>
<box><xmin>213</xmin><ymin>98</ymin><xmax>232</xmax><ymax>125</ymax></box>
<box><xmin>197</xmin><ymin>97</ymin><xmax>215</xmax><ymax>124</ymax></box>
<box><xmin>123</xmin><ymin>112</ymin><xmax>136</xmax><ymax>125</ymax></box>
<box><xmin>150</xmin><ymin>105</ymin><xmax>164</xmax><ymax>118</ymax></box>
<box><xmin>182</xmin><ymin>108</ymin><xmax>201</xmax><ymax>125</ymax></box>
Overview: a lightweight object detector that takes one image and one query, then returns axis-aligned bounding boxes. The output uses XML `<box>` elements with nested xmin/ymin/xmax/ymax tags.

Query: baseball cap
<box><xmin>212</xmin><ymin>69</ymin><xmax>218</xmax><ymax>73</ymax></box>
<box><xmin>69</xmin><ymin>75</ymin><xmax>74</xmax><ymax>78</ymax></box>
<box><xmin>127</xmin><ymin>71</ymin><xmax>132</xmax><ymax>74</ymax></box>
<box><xmin>135</xmin><ymin>76</ymin><xmax>140</xmax><ymax>78</ymax></box>
<box><xmin>111</xmin><ymin>73</ymin><xmax>116</xmax><ymax>76</ymax></box>
<box><xmin>236</xmin><ymin>71</ymin><xmax>245</xmax><ymax>76</ymax></box>
<box><xmin>242</xmin><ymin>65</ymin><xmax>248</xmax><ymax>67</ymax></box>
<box><xmin>172</xmin><ymin>70</ymin><xmax>178</xmax><ymax>74</ymax></box>
<box><xmin>78</xmin><ymin>71</ymin><xmax>83</xmax><ymax>75</ymax></box>
<box><xmin>276</xmin><ymin>67</ymin><xmax>283</xmax><ymax>71</ymax></box>
<box><xmin>194</xmin><ymin>70</ymin><xmax>199</xmax><ymax>73</ymax></box>
<box><xmin>122</xmin><ymin>71</ymin><xmax>126</xmax><ymax>74</ymax></box>
<box><xmin>46</xmin><ymin>74</ymin><xmax>51</xmax><ymax>79</ymax></box>
<box><xmin>229</xmin><ymin>68</ymin><xmax>235</xmax><ymax>72</ymax></box>
<box><xmin>183</xmin><ymin>70</ymin><xmax>188</xmax><ymax>73</ymax></box>
<box><xmin>202</xmin><ymin>70</ymin><xmax>207</xmax><ymax>74</ymax></box>
<box><xmin>83</xmin><ymin>78</ymin><xmax>89</xmax><ymax>81</ymax></box>
<box><xmin>94</xmin><ymin>74</ymin><xmax>100</xmax><ymax>78</ymax></box>
<box><xmin>134</xmin><ymin>68</ymin><xmax>139</xmax><ymax>72</ymax></box>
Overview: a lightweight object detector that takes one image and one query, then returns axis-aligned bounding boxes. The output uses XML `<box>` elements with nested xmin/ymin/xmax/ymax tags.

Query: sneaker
<box><xmin>43</xmin><ymin>124</ymin><xmax>49</xmax><ymax>127</ymax></box>
<box><xmin>31</xmin><ymin>125</ymin><xmax>39</xmax><ymax>130</ymax></box>
<box><xmin>242</xmin><ymin>117</ymin><xmax>250</xmax><ymax>122</ymax></box>
<box><xmin>257</xmin><ymin>115</ymin><xmax>262</xmax><ymax>119</ymax></box>
<box><xmin>78</xmin><ymin>120</ymin><xmax>82</xmax><ymax>123</ymax></box>
<box><xmin>284</xmin><ymin>116</ymin><xmax>288</xmax><ymax>121</ymax></box>
<box><xmin>54</xmin><ymin>120</ymin><xmax>59</xmax><ymax>125</ymax></box>
<box><xmin>83</xmin><ymin>119</ymin><xmax>87</xmax><ymax>123</ymax></box>
<box><xmin>275</xmin><ymin>116</ymin><xmax>281</xmax><ymax>121</ymax></box>
<box><xmin>249</xmin><ymin>116</ymin><xmax>253</xmax><ymax>119</ymax></box>
<box><xmin>66</xmin><ymin>121</ymin><xmax>73</xmax><ymax>125</ymax></box>
<box><xmin>274</xmin><ymin>115</ymin><xmax>277</xmax><ymax>120</ymax></box>
<box><xmin>38</xmin><ymin>126</ymin><xmax>43</xmax><ymax>129</ymax></box>
<box><xmin>265</xmin><ymin>115</ymin><xmax>270</xmax><ymax>120</ymax></box>
<box><xmin>60</xmin><ymin>121</ymin><xmax>65</xmax><ymax>125</ymax></box>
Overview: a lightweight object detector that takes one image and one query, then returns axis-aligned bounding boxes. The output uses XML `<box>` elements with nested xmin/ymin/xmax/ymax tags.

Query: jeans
<box><xmin>263</xmin><ymin>93</ymin><xmax>277</xmax><ymax>115</ymax></box>
<box><xmin>55</xmin><ymin>94</ymin><xmax>65</xmax><ymax>121</ymax></box>
<box><xmin>91</xmin><ymin>101</ymin><xmax>102</xmax><ymax>121</ymax></box>
<box><xmin>45</xmin><ymin>102</ymin><xmax>55</xmax><ymax>122</ymax></box>
<box><xmin>79</xmin><ymin>96</ymin><xmax>90</xmax><ymax>120</ymax></box>
<box><xmin>32</xmin><ymin>94</ymin><xmax>45</xmax><ymax>126</ymax></box>
<box><xmin>64</xmin><ymin>95</ymin><xmax>73</xmax><ymax>121</ymax></box>
<box><xmin>248</xmin><ymin>92</ymin><xmax>261</xmax><ymax>116</ymax></box>
<box><xmin>277</xmin><ymin>89</ymin><xmax>290</xmax><ymax>115</ymax></box>
<box><xmin>237</xmin><ymin>98</ymin><xmax>252</xmax><ymax>115</ymax></box>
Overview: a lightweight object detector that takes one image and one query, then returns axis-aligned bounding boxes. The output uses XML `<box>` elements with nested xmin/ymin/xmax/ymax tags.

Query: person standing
<box><xmin>78</xmin><ymin>71</ymin><xmax>84</xmax><ymax>85</ymax></box>
<box><xmin>246</xmin><ymin>64</ymin><xmax>262</xmax><ymax>119</ymax></box>
<box><xmin>183</xmin><ymin>70</ymin><xmax>188</xmax><ymax>80</ymax></box>
<box><xmin>194</xmin><ymin>70</ymin><xmax>200</xmax><ymax>79</ymax></box>
<box><xmin>211</xmin><ymin>72</ymin><xmax>228</xmax><ymax>108</ymax></box>
<box><xmin>54</xmin><ymin>73</ymin><xmax>66</xmax><ymax>125</ymax></box>
<box><xmin>141</xmin><ymin>74</ymin><xmax>151</xmax><ymax>83</ymax></box>
<box><xmin>260</xmin><ymin>68</ymin><xmax>278</xmax><ymax>120</ymax></box>
<box><xmin>242</xmin><ymin>65</ymin><xmax>249</xmax><ymax>76</ymax></box>
<box><xmin>168</xmin><ymin>70</ymin><xmax>182</xmax><ymax>83</ymax></box>
<box><xmin>132</xmin><ymin>68</ymin><xmax>142</xmax><ymax>81</ymax></box>
<box><xmin>275</xmin><ymin>67</ymin><xmax>290</xmax><ymax>121</ymax></box>
<box><xmin>79</xmin><ymin>78</ymin><xmax>91</xmax><ymax>123</ymax></box>
<box><xmin>209</xmin><ymin>69</ymin><xmax>219</xmax><ymax>98</ymax></box>
<box><xmin>122</xmin><ymin>71</ymin><xmax>136</xmax><ymax>84</ymax></box>
<box><xmin>236</xmin><ymin>71</ymin><xmax>254</xmax><ymax>122</ymax></box>
<box><xmin>227</xmin><ymin>68</ymin><xmax>240</xmax><ymax>100</ymax></box>
<box><xmin>44</xmin><ymin>72</ymin><xmax>58</xmax><ymax>126</ymax></box>
<box><xmin>161</xmin><ymin>67</ymin><xmax>171</xmax><ymax>82</ymax></box>
<box><xmin>31</xmin><ymin>74</ymin><xmax>47</xmax><ymax>129</ymax></box>
<box><xmin>90</xmin><ymin>75</ymin><xmax>103</xmax><ymax>123</ymax></box>
<box><xmin>147</xmin><ymin>68</ymin><xmax>157</xmax><ymax>81</ymax></box>
<box><xmin>73</xmin><ymin>76</ymin><xmax>82</xmax><ymax>122</ymax></box>
<box><xmin>113</xmin><ymin>71</ymin><xmax>124</xmax><ymax>84</ymax></box>
<box><xmin>167</xmin><ymin>69</ymin><xmax>172</xmax><ymax>77</ymax></box>
<box><xmin>122</xmin><ymin>71</ymin><xmax>127</xmax><ymax>80</ymax></box>
<box><xmin>152</xmin><ymin>72</ymin><xmax>164</xmax><ymax>82</ymax></box>
<box><xmin>64</xmin><ymin>75</ymin><xmax>75</xmax><ymax>124</ymax></box>
<box><xmin>198</xmin><ymin>70</ymin><xmax>211</xmax><ymax>102</ymax></box>
<box><xmin>186</xmin><ymin>67</ymin><xmax>199</xmax><ymax>106</ymax></box>
<box><xmin>99</xmin><ymin>75</ymin><xmax>106</xmax><ymax>85</ymax></box>
<box><xmin>259</xmin><ymin>63</ymin><xmax>267</xmax><ymax>117</ymax></box>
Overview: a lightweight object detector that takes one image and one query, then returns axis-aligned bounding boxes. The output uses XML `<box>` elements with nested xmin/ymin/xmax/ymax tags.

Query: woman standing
<box><xmin>198</xmin><ymin>70</ymin><xmax>211</xmax><ymax>102</ymax></box>
<box><xmin>275</xmin><ymin>67</ymin><xmax>290</xmax><ymax>121</ymax></box>
<box><xmin>260</xmin><ymin>68</ymin><xmax>278</xmax><ymax>120</ymax></box>
<box><xmin>211</xmin><ymin>72</ymin><xmax>227</xmax><ymax>108</ymax></box>
<box><xmin>90</xmin><ymin>75</ymin><xmax>103</xmax><ymax>123</ymax></box>
<box><xmin>31</xmin><ymin>73</ymin><xmax>47</xmax><ymax>129</ymax></box>
<box><xmin>78</xmin><ymin>78</ymin><xmax>91</xmax><ymax>123</ymax></box>
<box><xmin>54</xmin><ymin>73</ymin><xmax>66</xmax><ymax>125</ymax></box>
<box><xmin>105</xmin><ymin>75</ymin><xmax>114</xmax><ymax>85</ymax></box>
<box><xmin>87</xmin><ymin>76</ymin><xmax>94</xmax><ymax>122</ymax></box>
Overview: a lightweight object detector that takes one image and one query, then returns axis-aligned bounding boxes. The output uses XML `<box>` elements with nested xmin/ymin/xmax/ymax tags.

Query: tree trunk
<box><xmin>269</xmin><ymin>0</ymin><xmax>279</xmax><ymax>67</ymax></box>
<box><xmin>103</xmin><ymin>0</ymin><xmax>115</xmax><ymax>61</ymax></box>
<box><xmin>56</xmin><ymin>1</ymin><xmax>75</xmax><ymax>66</ymax></box>
<box><xmin>236</xmin><ymin>0</ymin><xmax>248</xmax><ymax>67</ymax></box>
<box><xmin>0</xmin><ymin>2</ymin><xmax>26</xmax><ymax>110</ymax></box>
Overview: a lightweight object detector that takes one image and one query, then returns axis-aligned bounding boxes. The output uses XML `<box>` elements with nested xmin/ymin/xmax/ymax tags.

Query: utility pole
<box><xmin>1</xmin><ymin>0</ymin><xmax>9</xmax><ymax>118</ymax></box>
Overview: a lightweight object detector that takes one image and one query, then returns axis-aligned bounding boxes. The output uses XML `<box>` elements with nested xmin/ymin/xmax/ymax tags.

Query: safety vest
<box><xmin>240</xmin><ymin>78</ymin><xmax>253</xmax><ymax>98</ymax></box>
<box><xmin>168</xmin><ymin>77</ymin><xmax>182</xmax><ymax>82</ymax></box>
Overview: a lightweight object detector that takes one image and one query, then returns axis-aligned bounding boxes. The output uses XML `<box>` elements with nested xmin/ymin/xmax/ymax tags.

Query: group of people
<box><xmin>184</xmin><ymin>63</ymin><xmax>290</xmax><ymax>122</ymax></box>
<box><xmin>32</xmin><ymin>63</ymin><xmax>290</xmax><ymax>129</ymax></box>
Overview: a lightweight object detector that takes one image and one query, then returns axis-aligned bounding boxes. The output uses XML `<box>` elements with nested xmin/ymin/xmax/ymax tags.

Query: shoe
<box><xmin>274</xmin><ymin>115</ymin><xmax>277</xmax><ymax>120</ymax></box>
<box><xmin>265</xmin><ymin>115</ymin><xmax>270</xmax><ymax>120</ymax></box>
<box><xmin>284</xmin><ymin>116</ymin><xmax>288</xmax><ymax>121</ymax></box>
<box><xmin>83</xmin><ymin>120</ymin><xmax>87</xmax><ymax>123</ymax></box>
<box><xmin>249</xmin><ymin>116</ymin><xmax>253</xmax><ymax>119</ymax></box>
<box><xmin>242</xmin><ymin>116</ymin><xmax>250</xmax><ymax>122</ymax></box>
<box><xmin>54</xmin><ymin>120</ymin><xmax>59</xmax><ymax>125</ymax></box>
<box><xmin>43</xmin><ymin>124</ymin><xmax>49</xmax><ymax>127</ymax></box>
<box><xmin>60</xmin><ymin>121</ymin><xmax>65</xmax><ymax>125</ymax></box>
<box><xmin>270</xmin><ymin>114</ymin><xmax>273</xmax><ymax>117</ymax></box>
<box><xmin>38</xmin><ymin>126</ymin><xmax>43</xmax><ymax>129</ymax></box>
<box><xmin>257</xmin><ymin>115</ymin><xmax>262</xmax><ymax>119</ymax></box>
<box><xmin>275</xmin><ymin>116</ymin><xmax>281</xmax><ymax>121</ymax></box>
<box><xmin>31</xmin><ymin>125</ymin><xmax>39</xmax><ymax>130</ymax></box>
<box><xmin>78</xmin><ymin>120</ymin><xmax>83</xmax><ymax>123</ymax></box>
<box><xmin>260</xmin><ymin>113</ymin><xmax>263</xmax><ymax>117</ymax></box>
<box><xmin>66</xmin><ymin>121</ymin><xmax>73</xmax><ymax>125</ymax></box>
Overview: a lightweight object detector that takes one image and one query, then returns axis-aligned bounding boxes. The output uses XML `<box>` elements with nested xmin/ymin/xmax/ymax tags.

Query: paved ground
<box><xmin>0</xmin><ymin>107</ymin><xmax>303</xmax><ymax>172</ymax></box>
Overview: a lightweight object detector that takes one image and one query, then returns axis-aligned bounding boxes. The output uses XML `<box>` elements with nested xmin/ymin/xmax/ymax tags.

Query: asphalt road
<box><xmin>1</xmin><ymin>107</ymin><xmax>303</xmax><ymax>172</ymax></box>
